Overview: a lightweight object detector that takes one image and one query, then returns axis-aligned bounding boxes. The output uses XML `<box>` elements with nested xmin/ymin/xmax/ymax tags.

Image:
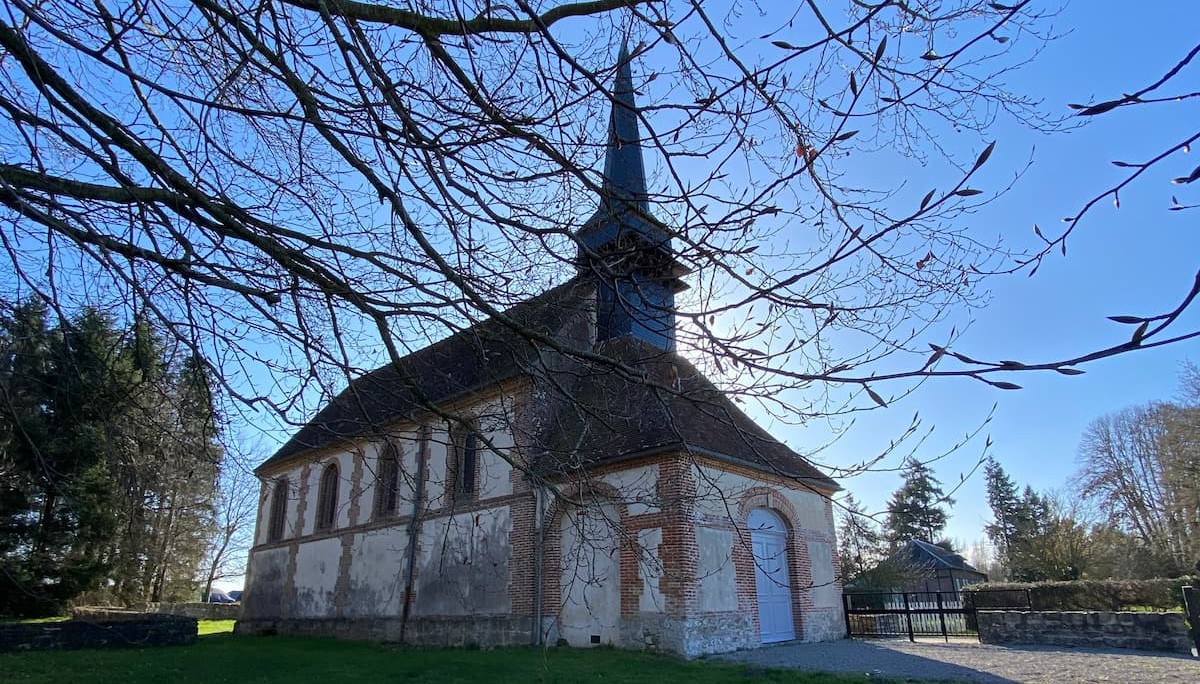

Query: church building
<box><xmin>239</xmin><ymin>48</ymin><xmax>845</xmax><ymax>657</ymax></box>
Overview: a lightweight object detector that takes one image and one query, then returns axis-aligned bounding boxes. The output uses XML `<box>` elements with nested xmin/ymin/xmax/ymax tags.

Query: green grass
<box><xmin>1</xmin><ymin>632</ymin><xmax>875</xmax><ymax>684</ymax></box>
<box><xmin>0</xmin><ymin>616</ymin><xmax>70</xmax><ymax>624</ymax></box>
<box><xmin>197</xmin><ymin>619</ymin><xmax>236</xmax><ymax>635</ymax></box>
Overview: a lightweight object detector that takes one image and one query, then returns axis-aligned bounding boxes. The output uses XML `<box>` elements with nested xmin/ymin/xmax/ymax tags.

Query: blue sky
<box><xmin>794</xmin><ymin>0</ymin><xmax>1200</xmax><ymax>545</ymax></box>
<box><xmin>193</xmin><ymin>1</ymin><xmax>1199</xmax><ymax>559</ymax></box>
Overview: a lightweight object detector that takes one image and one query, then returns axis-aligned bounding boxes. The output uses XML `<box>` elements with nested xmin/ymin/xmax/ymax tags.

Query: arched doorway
<box><xmin>558</xmin><ymin>501</ymin><xmax>621</xmax><ymax>646</ymax></box>
<box><xmin>748</xmin><ymin>508</ymin><xmax>795</xmax><ymax>643</ymax></box>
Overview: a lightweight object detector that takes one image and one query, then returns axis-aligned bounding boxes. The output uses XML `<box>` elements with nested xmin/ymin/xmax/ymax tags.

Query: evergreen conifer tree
<box><xmin>885</xmin><ymin>458</ymin><xmax>952</xmax><ymax>546</ymax></box>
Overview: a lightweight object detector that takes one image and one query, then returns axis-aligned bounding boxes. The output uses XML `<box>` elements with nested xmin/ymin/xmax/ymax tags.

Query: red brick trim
<box><xmin>733</xmin><ymin>485</ymin><xmax>817</xmax><ymax>643</ymax></box>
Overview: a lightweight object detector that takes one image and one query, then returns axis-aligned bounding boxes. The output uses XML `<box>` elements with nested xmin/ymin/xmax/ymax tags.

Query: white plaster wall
<box><xmin>691</xmin><ymin>464</ymin><xmax>835</xmax><ymax>535</ymax></box>
<box><xmin>355</xmin><ymin>441</ymin><xmax>382</xmax><ymax>527</ymax></box>
<box><xmin>412</xmin><ymin>505</ymin><xmax>513</xmax><ymax>616</ymax></box>
<box><xmin>425</xmin><ymin>424</ymin><xmax>450</xmax><ymax>508</ymax></box>
<box><xmin>807</xmin><ymin>541</ymin><xmax>839</xmax><ymax>608</ymax></box>
<box><xmin>357</xmin><ymin>429</ymin><xmax>424</xmax><ymax>525</ymax></box>
<box><xmin>256</xmin><ymin>464</ymin><xmax>305</xmax><ymax>544</ymax></box>
<box><xmin>560</xmin><ymin>501</ymin><xmax>621</xmax><ymax>646</ymax></box>
<box><xmin>344</xmin><ymin>525</ymin><xmax>410</xmax><ymax>617</ymax></box>
<box><xmin>696</xmin><ymin>526</ymin><xmax>737</xmax><ymax>612</ymax></box>
<box><xmin>292</xmin><ymin>537</ymin><xmax>343</xmax><ymax>618</ymax></box>
<box><xmin>477</xmin><ymin>419</ymin><xmax>514</xmax><ymax>500</ymax></box>
<box><xmin>637</xmin><ymin>527</ymin><xmax>664</xmax><ymax>613</ymax></box>
<box><xmin>600</xmin><ymin>464</ymin><xmax>660</xmax><ymax>516</ymax></box>
<box><xmin>284</xmin><ymin>467</ymin><xmax>303</xmax><ymax>539</ymax></box>
<box><xmin>247</xmin><ymin>546</ymin><xmax>289</xmax><ymax>586</ymax></box>
<box><xmin>255</xmin><ymin>480</ymin><xmax>270</xmax><ymax>546</ymax></box>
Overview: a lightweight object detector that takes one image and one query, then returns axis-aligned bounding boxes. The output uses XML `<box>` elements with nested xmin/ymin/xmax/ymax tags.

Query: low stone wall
<box><xmin>977</xmin><ymin>610</ymin><xmax>1192</xmax><ymax>653</ymax></box>
<box><xmin>0</xmin><ymin>615</ymin><xmax>197</xmax><ymax>652</ymax></box>
<box><xmin>73</xmin><ymin>603</ymin><xmax>240</xmax><ymax>621</ymax></box>
<box><xmin>151</xmin><ymin>602</ymin><xmax>241</xmax><ymax>620</ymax></box>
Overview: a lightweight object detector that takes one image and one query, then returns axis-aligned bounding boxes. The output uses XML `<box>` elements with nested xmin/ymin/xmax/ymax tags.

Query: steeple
<box><xmin>576</xmin><ymin>44</ymin><xmax>688</xmax><ymax>352</ymax></box>
<box><xmin>577</xmin><ymin>42</ymin><xmax>668</xmax><ymax>251</ymax></box>
<box><xmin>599</xmin><ymin>42</ymin><xmax>650</xmax><ymax>216</ymax></box>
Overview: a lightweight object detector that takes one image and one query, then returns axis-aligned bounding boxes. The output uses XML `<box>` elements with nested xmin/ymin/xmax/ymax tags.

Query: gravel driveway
<box><xmin>710</xmin><ymin>638</ymin><xmax>1200</xmax><ymax>683</ymax></box>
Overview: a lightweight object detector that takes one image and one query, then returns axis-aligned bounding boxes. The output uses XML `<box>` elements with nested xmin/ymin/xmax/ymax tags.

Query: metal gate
<box><xmin>843</xmin><ymin>589</ymin><xmax>1031</xmax><ymax>641</ymax></box>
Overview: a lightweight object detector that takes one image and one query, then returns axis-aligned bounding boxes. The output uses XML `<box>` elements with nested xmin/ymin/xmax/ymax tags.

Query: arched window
<box><xmin>316</xmin><ymin>463</ymin><xmax>339</xmax><ymax>531</ymax></box>
<box><xmin>374</xmin><ymin>442</ymin><xmax>401</xmax><ymax>518</ymax></box>
<box><xmin>453</xmin><ymin>429</ymin><xmax>479</xmax><ymax>500</ymax></box>
<box><xmin>268</xmin><ymin>478</ymin><xmax>289</xmax><ymax>542</ymax></box>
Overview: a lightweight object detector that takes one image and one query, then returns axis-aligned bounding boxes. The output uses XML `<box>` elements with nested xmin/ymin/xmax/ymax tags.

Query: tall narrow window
<box><xmin>268</xmin><ymin>478</ymin><xmax>289</xmax><ymax>542</ymax></box>
<box><xmin>456</xmin><ymin>430</ymin><xmax>478</xmax><ymax>498</ymax></box>
<box><xmin>316</xmin><ymin>463</ymin><xmax>339</xmax><ymax>531</ymax></box>
<box><xmin>374</xmin><ymin>442</ymin><xmax>401</xmax><ymax>518</ymax></box>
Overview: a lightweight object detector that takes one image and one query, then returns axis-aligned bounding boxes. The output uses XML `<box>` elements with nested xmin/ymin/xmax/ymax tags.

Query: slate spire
<box><xmin>599</xmin><ymin>41</ymin><xmax>650</xmax><ymax>216</ymax></box>
<box><xmin>576</xmin><ymin>42</ymin><xmax>669</xmax><ymax>253</ymax></box>
<box><xmin>575</xmin><ymin>44</ymin><xmax>688</xmax><ymax>352</ymax></box>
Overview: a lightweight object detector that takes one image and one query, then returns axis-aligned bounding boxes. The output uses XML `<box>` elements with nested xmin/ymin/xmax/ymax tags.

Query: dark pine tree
<box><xmin>885</xmin><ymin>458</ymin><xmax>953</xmax><ymax>546</ymax></box>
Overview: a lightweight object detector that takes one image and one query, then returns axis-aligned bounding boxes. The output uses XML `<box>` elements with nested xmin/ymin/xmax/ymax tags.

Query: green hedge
<box><xmin>963</xmin><ymin>578</ymin><xmax>1200</xmax><ymax>611</ymax></box>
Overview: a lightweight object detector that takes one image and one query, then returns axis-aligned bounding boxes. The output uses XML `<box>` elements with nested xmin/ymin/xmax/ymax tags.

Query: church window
<box><xmin>268</xmin><ymin>478</ymin><xmax>288</xmax><ymax>542</ymax></box>
<box><xmin>453</xmin><ymin>429</ymin><xmax>479</xmax><ymax>500</ymax></box>
<box><xmin>316</xmin><ymin>463</ymin><xmax>339</xmax><ymax>531</ymax></box>
<box><xmin>374</xmin><ymin>442</ymin><xmax>401</xmax><ymax>518</ymax></box>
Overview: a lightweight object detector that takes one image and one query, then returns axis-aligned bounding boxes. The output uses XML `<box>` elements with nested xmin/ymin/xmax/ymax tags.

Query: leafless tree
<box><xmin>1005</xmin><ymin>42</ymin><xmax>1200</xmax><ymax>364</ymax></box>
<box><xmin>200</xmin><ymin>464</ymin><xmax>259</xmax><ymax>602</ymax></box>
<box><xmin>0</xmin><ymin>0</ymin><xmax>1075</xmax><ymax>432</ymax></box>
<box><xmin>6</xmin><ymin>4</ymin><xmax>1200</xmax><ymax>596</ymax></box>
<box><xmin>1077</xmin><ymin>400</ymin><xmax>1200</xmax><ymax>575</ymax></box>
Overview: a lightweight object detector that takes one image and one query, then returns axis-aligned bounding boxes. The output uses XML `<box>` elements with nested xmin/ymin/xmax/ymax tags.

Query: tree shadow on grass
<box><xmin>711</xmin><ymin>638</ymin><xmax>1019</xmax><ymax>683</ymax></box>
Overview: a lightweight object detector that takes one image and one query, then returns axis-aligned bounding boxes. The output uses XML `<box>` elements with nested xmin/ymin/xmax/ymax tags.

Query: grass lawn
<box><xmin>1</xmin><ymin>628</ymin><xmax>876</xmax><ymax>684</ymax></box>
<box><xmin>197</xmin><ymin>619</ymin><xmax>237</xmax><ymax>635</ymax></box>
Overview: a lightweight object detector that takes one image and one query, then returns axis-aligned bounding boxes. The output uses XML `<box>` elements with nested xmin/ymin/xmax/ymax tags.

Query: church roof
<box><xmin>257</xmin><ymin>280</ymin><xmax>837</xmax><ymax>491</ymax></box>
<box><xmin>540</xmin><ymin>335</ymin><xmax>837</xmax><ymax>489</ymax></box>
<box><xmin>259</xmin><ymin>280</ymin><xmax>591</xmax><ymax>471</ymax></box>
<box><xmin>257</xmin><ymin>47</ymin><xmax>835</xmax><ymax>493</ymax></box>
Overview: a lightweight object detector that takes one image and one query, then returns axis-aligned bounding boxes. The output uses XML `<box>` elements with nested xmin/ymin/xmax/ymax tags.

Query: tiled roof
<box><xmin>539</xmin><ymin>335</ymin><xmax>838</xmax><ymax>489</ymax></box>
<box><xmin>257</xmin><ymin>281</ymin><xmax>838</xmax><ymax>492</ymax></box>
<box><xmin>258</xmin><ymin>280</ymin><xmax>593</xmax><ymax>471</ymax></box>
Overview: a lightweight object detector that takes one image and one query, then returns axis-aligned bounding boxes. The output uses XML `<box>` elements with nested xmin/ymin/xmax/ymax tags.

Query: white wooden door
<box><xmin>749</xmin><ymin>509</ymin><xmax>795</xmax><ymax>643</ymax></box>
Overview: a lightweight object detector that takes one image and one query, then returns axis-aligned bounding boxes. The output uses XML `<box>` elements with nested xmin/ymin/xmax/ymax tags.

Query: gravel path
<box><xmin>710</xmin><ymin>638</ymin><xmax>1200</xmax><ymax>683</ymax></box>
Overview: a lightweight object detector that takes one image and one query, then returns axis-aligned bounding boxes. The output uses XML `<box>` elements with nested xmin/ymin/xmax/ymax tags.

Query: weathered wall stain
<box><xmin>413</xmin><ymin>507</ymin><xmax>512</xmax><ymax>616</ymax></box>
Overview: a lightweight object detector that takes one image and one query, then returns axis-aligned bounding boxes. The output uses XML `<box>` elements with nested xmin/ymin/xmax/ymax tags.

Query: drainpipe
<box><xmin>532</xmin><ymin>484</ymin><xmax>546</xmax><ymax>646</ymax></box>
<box><xmin>399</xmin><ymin>425</ymin><xmax>430</xmax><ymax>643</ymax></box>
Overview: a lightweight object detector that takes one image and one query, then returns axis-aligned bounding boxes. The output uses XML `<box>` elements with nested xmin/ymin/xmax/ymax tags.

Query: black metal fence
<box><xmin>843</xmin><ymin>588</ymin><xmax>1032</xmax><ymax>641</ymax></box>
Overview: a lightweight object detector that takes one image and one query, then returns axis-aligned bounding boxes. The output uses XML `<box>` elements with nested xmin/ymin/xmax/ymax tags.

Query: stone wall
<box><xmin>73</xmin><ymin>603</ymin><xmax>241</xmax><ymax>621</ymax></box>
<box><xmin>152</xmin><ymin>602</ymin><xmax>241</xmax><ymax>620</ymax></box>
<box><xmin>977</xmin><ymin>610</ymin><xmax>1192</xmax><ymax>653</ymax></box>
<box><xmin>0</xmin><ymin>615</ymin><xmax>197</xmax><ymax>652</ymax></box>
<box><xmin>236</xmin><ymin>616</ymin><xmax>536</xmax><ymax>647</ymax></box>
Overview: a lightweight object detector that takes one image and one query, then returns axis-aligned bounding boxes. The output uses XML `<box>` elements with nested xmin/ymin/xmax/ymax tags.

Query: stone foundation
<box><xmin>151</xmin><ymin>602</ymin><xmax>242</xmax><ymax>620</ymax></box>
<box><xmin>977</xmin><ymin>610</ymin><xmax>1192</xmax><ymax>653</ymax></box>
<box><xmin>236</xmin><ymin>615</ymin><xmax>539</xmax><ymax>647</ymax></box>
<box><xmin>619</xmin><ymin>613</ymin><xmax>758</xmax><ymax>657</ymax></box>
<box><xmin>238</xmin><ymin>613</ymin><xmax>766</xmax><ymax>657</ymax></box>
